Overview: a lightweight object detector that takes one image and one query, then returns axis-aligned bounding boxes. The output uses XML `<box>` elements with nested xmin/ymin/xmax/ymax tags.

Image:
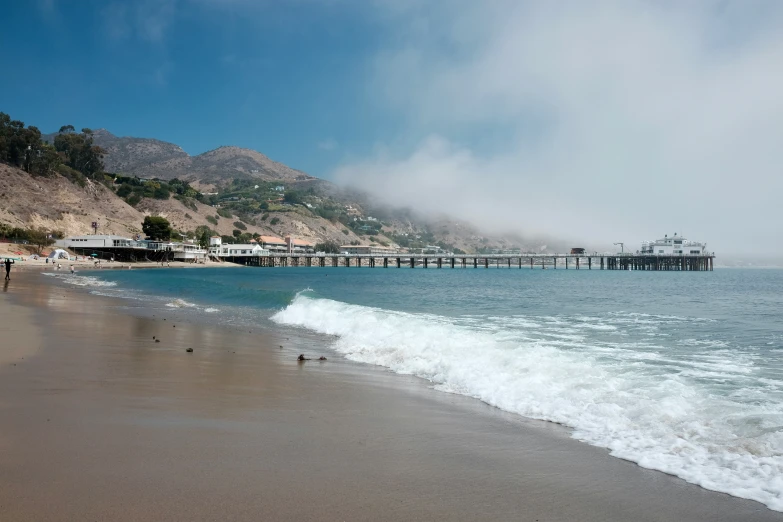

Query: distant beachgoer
<box><xmin>318</xmin><ymin>356</ymin><xmax>327</xmax><ymax>361</ymax></box>
<box><xmin>297</xmin><ymin>354</ymin><xmax>310</xmax><ymax>361</ymax></box>
<box><xmin>70</xmin><ymin>265</ymin><xmax>74</xmax><ymax>274</ymax></box>
<box><xmin>4</xmin><ymin>258</ymin><xmax>14</xmax><ymax>280</ymax></box>
<box><xmin>46</xmin><ymin>258</ymin><xmax>49</xmax><ymax>264</ymax></box>
<box><xmin>57</xmin><ymin>263</ymin><xmax>62</xmax><ymax>270</ymax></box>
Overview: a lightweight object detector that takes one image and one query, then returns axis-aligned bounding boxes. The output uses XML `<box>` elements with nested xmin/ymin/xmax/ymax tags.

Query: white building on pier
<box><xmin>641</xmin><ymin>233</ymin><xmax>707</xmax><ymax>255</ymax></box>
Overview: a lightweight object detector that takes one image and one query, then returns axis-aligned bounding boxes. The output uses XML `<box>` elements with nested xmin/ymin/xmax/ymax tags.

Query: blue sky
<box><xmin>0</xmin><ymin>0</ymin><xmax>404</xmax><ymax>177</ymax></box>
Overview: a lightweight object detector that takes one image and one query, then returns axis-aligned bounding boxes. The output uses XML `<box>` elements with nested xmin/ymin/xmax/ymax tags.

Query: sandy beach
<box><xmin>0</xmin><ymin>271</ymin><xmax>781</xmax><ymax>521</ymax></box>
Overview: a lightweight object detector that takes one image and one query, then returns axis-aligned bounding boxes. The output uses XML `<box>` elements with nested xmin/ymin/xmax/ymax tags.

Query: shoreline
<box><xmin>1</xmin><ymin>271</ymin><xmax>781</xmax><ymax>521</ymax></box>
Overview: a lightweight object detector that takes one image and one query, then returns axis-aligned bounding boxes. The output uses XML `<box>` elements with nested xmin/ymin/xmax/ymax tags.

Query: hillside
<box><xmin>8</xmin><ymin>118</ymin><xmax>554</xmax><ymax>254</ymax></box>
<box><xmin>0</xmin><ymin>163</ymin><xmax>144</xmax><ymax>237</ymax></box>
<box><xmin>0</xmin><ymin>162</ymin><xmax>368</xmax><ymax>247</ymax></box>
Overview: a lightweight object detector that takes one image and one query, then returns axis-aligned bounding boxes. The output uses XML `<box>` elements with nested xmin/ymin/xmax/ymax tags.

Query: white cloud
<box><xmin>336</xmin><ymin>1</ymin><xmax>783</xmax><ymax>255</ymax></box>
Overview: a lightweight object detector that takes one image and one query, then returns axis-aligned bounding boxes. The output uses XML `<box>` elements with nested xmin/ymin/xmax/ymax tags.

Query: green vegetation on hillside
<box><xmin>0</xmin><ymin>224</ymin><xmax>59</xmax><ymax>254</ymax></box>
<box><xmin>112</xmin><ymin>175</ymin><xmax>202</xmax><ymax>207</ymax></box>
<box><xmin>142</xmin><ymin>216</ymin><xmax>172</xmax><ymax>241</ymax></box>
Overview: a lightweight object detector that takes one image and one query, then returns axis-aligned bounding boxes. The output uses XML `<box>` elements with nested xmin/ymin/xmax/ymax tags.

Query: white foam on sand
<box><xmin>165</xmin><ymin>299</ymin><xmax>198</xmax><ymax>309</ymax></box>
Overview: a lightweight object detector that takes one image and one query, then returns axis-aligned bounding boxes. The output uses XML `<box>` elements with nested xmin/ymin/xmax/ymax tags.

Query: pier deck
<box><xmin>252</xmin><ymin>253</ymin><xmax>714</xmax><ymax>271</ymax></box>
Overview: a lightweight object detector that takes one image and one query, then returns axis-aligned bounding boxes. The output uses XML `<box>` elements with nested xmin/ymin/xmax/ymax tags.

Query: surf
<box><xmin>272</xmin><ymin>292</ymin><xmax>783</xmax><ymax>511</ymax></box>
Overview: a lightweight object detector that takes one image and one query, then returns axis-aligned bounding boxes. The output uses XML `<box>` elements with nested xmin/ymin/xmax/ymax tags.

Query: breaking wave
<box><xmin>272</xmin><ymin>293</ymin><xmax>783</xmax><ymax>511</ymax></box>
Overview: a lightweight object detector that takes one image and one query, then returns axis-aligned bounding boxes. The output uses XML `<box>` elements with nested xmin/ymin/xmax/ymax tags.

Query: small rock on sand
<box><xmin>186</xmin><ymin>348</ymin><xmax>193</xmax><ymax>353</ymax></box>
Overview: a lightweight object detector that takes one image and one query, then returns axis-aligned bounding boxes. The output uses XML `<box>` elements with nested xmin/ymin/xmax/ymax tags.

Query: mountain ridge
<box><xmin>81</xmin><ymin>130</ymin><xmax>314</xmax><ymax>185</ymax></box>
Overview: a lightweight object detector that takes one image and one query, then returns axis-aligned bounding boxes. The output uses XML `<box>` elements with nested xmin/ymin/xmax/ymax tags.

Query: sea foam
<box><xmin>43</xmin><ymin>272</ymin><xmax>118</xmax><ymax>288</ymax></box>
<box><xmin>272</xmin><ymin>293</ymin><xmax>783</xmax><ymax>511</ymax></box>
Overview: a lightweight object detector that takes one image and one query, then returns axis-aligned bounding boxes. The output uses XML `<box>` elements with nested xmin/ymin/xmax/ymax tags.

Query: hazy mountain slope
<box><xmin>92</xmin><ymin>129</ymin><xmax>189</xmax><ymax>175</ymax></box>
<box><xmin>86</xmin><ymin>130</ymin><xmax>314</xmax><ymax>184</ymax></box>
<box><xmin>189</xmin><ymin>146</ymin><xmax>313</xmax><ymax>184</ymax></box>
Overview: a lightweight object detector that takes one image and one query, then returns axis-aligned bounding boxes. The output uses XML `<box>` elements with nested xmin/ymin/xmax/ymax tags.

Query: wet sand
<box><xmin>1</xmin><ymin>272</ymin><xmax>781</xmax><ymax>521</ymax></box>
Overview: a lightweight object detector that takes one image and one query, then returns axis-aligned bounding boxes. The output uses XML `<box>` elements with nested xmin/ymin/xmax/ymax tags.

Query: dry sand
<box><xmin>0</xmin><ymin>272</ymin><xmax>781</xmax><ymax>521</ymax></box>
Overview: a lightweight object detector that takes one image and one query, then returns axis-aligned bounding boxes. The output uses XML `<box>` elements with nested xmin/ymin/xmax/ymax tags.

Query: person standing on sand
<box><xmin>4</xmin><ymin>258</ymin><xmax>14</xmax><ymax>280</ymax></box>
<box><xmin>70</xmin><ymin>264</ymin><xmax>74</xmax><ymax>274</ymax></box>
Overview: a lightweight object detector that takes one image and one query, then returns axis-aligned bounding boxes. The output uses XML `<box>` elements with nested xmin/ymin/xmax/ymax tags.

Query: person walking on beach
<box><xmin>4</xmin><ymin>258</ymin><xmax>14</xmax><ymax>280</ymax></box>
<box><xmin>70</xmin><ymin>264</ymin><xmax>74</xmax><ymax>274</ymax></box>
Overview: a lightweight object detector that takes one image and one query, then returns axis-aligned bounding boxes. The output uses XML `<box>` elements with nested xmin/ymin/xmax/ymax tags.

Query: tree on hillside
<box><xmin>54</xmin><ymin>126</ymin><xmax>104</xmax><ymax>179</ymax></box>
<box><xmin>196</xmin><ymin>226</ymin><xmax>212</xmax><ymax>249</ymax></box>
<box><xmin>142</xmin><ymin>216</ymin><xmax>172</xmax><ymax>241</ymax></box>
<box><xmin>315</xmin><ymin>240</ymin><xmax>341</xmax><ymax>254</ymax></box>
<box><xmin>27</xmin><ymin>228</ymin><xmax>55</xmax><ymax>254</ymax></box>
<box><xmin>283</xmin><ymin>190</ymin><xmax>303</xmax><ymax>205</ymax></box>
<box><xmin>0</xmin><ymin>113</ymin><xmax>62</xmax><ymax>176</ymax></box>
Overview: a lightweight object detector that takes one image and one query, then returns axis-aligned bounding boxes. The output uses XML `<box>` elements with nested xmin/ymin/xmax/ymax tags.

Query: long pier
<box><xmin>247</xmin><ymin>253</ymin><xmax>714</xmax><ymax>271</ymax></box>
<box><xmin>67</xmin><ymin>245</ymin><xmax>714</xmax><ymax>271</ymax></box>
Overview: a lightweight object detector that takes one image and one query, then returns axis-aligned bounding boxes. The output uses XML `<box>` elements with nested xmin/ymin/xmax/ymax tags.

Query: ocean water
<box><xmin>45</xmin><ymin>267</ymin><xmax>783</xmax><ymax>511</ymax></box>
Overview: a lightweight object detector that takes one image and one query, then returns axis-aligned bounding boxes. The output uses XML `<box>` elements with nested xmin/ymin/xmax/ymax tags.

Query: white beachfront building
<box><xmin>210</xmin><ymin>243</ymin><xmax>269</xmax><ymax>258</ymax></box>
<box><xmin>145</xmin><ymin>241</ymin><xmax>207</xmax><ymax>261</ymax></box>
<box><xmin>56</xmin><ymin>234</ymin><xmax>135</xmax><ymax>249</ymax></box>
<box><xmin>640</xmin><ymin>233</ymin><xmax>707</xmax><ymax>255</ymax></box>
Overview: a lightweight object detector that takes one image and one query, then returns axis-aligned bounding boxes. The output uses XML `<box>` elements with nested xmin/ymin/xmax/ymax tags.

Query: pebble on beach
<box><xmin>155</xmin><ymin>339</ymin><xmax>160</xmax><ymax>343</ymax></box>
<box><xmin>186</xmin><ymin>348</ymin><xmax>193</xmax><ymax>353</ymax></box>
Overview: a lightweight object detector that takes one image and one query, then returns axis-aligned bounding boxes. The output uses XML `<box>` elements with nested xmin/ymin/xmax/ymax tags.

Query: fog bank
<box><xmin>335</xmin><ymin>1</ymin><xmax>783</xmax><ymax>256</ymax></box>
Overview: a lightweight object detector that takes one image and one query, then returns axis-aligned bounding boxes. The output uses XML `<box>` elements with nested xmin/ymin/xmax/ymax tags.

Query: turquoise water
<box><xmin>46</xmin><ymin>267</ymin><xmax>783</xmax><ymax>510</ymax></box>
